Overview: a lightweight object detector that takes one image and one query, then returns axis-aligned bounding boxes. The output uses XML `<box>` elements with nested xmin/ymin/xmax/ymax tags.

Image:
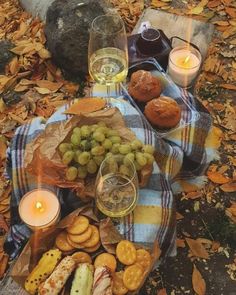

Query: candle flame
<box><xmin>184</xmin><ymin>56</ymin><xmax>190</xmax><ymax>64</ymax></box>
<box><xmin>36</xmin><ymin>201</ymin><xmax>44</xmax><ymax>212</ymax></box>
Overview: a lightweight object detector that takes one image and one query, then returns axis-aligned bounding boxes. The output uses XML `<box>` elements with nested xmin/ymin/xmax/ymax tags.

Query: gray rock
<box><xmin>0</xmin><ymin>40</ymin><xmax>14</xmax><ymax>73</ymax></box>
<box><xmin>45</xmin><ymin>0</ymin><xmax>110</xmax><ymax>79</ymax></box>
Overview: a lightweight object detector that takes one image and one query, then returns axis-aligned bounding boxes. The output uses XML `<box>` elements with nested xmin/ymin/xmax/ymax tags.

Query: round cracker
<box><xmin>72</xmin><ymin>251</ymin><xmax>92</xmax><ymax>265</ymax></box>
<box><xmin>66</xmin><ymin>234</ymin><xmax>84</xmax><ymax>249</ymax></box>
<box><xmin>80</xmin><ymin>225</ymin><xmax>100</xmax><ymax>248</ymax></box>
<box><xmin>116</xmin><ymin>240</ymin><xmax>137</xmax><ymax>265</ymax></box>
<box><xmin>123</xmin><ymin>264</ymin><xmax>143</xmax><ymax>291</ymax></box>
<box><xmin>83</xmin><ymin>242</ymin><xmax>101</xmax><ymax>253</ymax></box>
<box><xmin>67</xmin><ymin>215</ymin><xmax>89</xmax><ymax>235</ymax></box>
<box><xmin>68</xmin><ymin>225</ymin><xmax>92</xmax><ymax>243</ymax></box>
<box><xmin>113</xmin><ymin>271</ymin><xmax>128</xmax><ymax>295</ymax></box>
<box><xmin>136</xmin><ymin>249</ymin><xmax>151</xmax><ymax>270</ymax></box>
<box><xmin>94</xmin><ymin>253</ymin><xmax>117</xmax><ymax>272</ymax></box>
<box><xmin>55</xmin><ymin>231</ymin><xmax>75</xmax><ymax>252</ymax></box>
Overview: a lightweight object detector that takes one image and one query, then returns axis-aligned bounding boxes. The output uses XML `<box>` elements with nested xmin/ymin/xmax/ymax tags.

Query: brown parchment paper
<box><xmin>11</xmin><ymin>208</ymin><xmax>161</xmax><ymax>295</ymax></box>
<box><xmin>24</xmin><ymin>107</ymin><xmax>138</xmax><ymax>197</ymax></box>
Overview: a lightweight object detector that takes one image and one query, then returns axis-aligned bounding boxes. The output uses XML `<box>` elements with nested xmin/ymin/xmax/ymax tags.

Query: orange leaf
<box><xmin>0</xmin><ymin>253</ymin><xmax>9</xmax><ymax>279</ymax></box>
<box><xmin>220</xmin><ymin>181</ymin><xmax>236</xmax><ymax>192</ymax></box>
<box><xmin>207</xmin><ymin>171</ymin><xmax>230</xmax><ymax>184</ymax></box>
<box><xmin>192</xmin><ymin>264</ymin><xmax>206</xmax><ymax>295</ymax></box>
<box><xmin>35</xmin><ymin>80</ymin><xmax>63</xmax><ymax>92</ymax></box>
<box><xmin>64</xmin><ymin>97</ymin><xmax>106</xmax><ymax>115</ymax></box>
<box><xmin>157</xmin><ymin>289</ymin><xmax>167</xmax><ymax>295</ymax></box>
<box><xmin>225</xmin><ymin>7</ymin><xmax>236</xmax><ymax>17</ymax></box>
<box><xmin>176</xmin><ymin>239</ymin><xmax>185</xmax><ymax>248</ymax></box>
<box><xmin>185</xmin><ymin>191</ymin><xmax>203</xmax><ymax>199</ymax></box>
<box><xmin>220</xmin><ymin>84</ymin><xmax>236</xmax><ymax>91</ymax></box>
<box><xmin>185</xmin><ymin>238</ymin><xmax>209</xmax><ymax>259</ymax></box>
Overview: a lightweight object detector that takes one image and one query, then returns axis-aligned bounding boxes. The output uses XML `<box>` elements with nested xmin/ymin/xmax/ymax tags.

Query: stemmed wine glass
<box><xmin>95</xmin><ymin>155</ymin><xmax>139</xmax><ymax>219</ymax></box>
<box><xmin>88</xmin><ymin>14</ymin><xmax>128</xmax><ymax>96</ymax></box>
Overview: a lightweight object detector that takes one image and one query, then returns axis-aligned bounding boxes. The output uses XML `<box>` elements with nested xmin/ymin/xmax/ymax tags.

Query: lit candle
<box><xmin>19</xmin><ymin>189</ymin><xmax>60</xmax><ymax>230</ymax></box>
<box><xmin>168</xmin><ymin>46</ymin><xmax>202</xmax><ymax>88</ymax></box>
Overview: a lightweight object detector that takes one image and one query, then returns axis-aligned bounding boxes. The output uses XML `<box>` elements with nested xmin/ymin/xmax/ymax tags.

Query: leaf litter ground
<box><xmin>0</xmin><ymin>0</ymin><xmax>236</xmax><ymax>294</ymax></box>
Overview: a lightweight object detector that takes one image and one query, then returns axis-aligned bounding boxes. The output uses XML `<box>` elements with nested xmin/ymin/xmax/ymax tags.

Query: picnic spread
<box><xmin>2</xmin><ymin>1</ymin><xmax>234</xmax><ymax>294</ymax></box>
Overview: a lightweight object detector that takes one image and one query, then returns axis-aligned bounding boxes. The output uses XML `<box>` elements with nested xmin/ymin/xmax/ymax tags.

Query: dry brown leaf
<box><xmin>225</xmin><ymin>202</ymin><xmax>236</xmax><ymax>223</ymax></box>
<box><xmin>207</xmin><ymin>0</ymin><xmax>221</xmax><ymax>8</ymax></box>
<box><xmin>0</xmin><ymin>214</ymin><xmax>9</xmax><ymax>232</ymax></box>
<box><xmin>211</xmin><ymin>241</ymin><xmax>220</xmax><ymax>252</ymax></box>
<box><xmin>185</xmin><ymin>238</ymin><xmax>209</xmax><ymax>259</ymax></box>
<box><xmin>35</xmin><ymin>80</ymin><xmax>63</xmax><ymax>92</ymax></box>
<box><xmin>151</xmin><ymin>0</ymin><xmax>167</xmax><ymax>8</ymax></box>
<box><xmin>220</xmin><ymin>83</ymin><xmax>236</xmax><ymax>90</ymax></box>
<box><xmin>34</xmin><ymin>87</ymin><xmax>51</xmax><ymax>94</ymax></box>
<box><xmin>176</xmin><ymin>211</ymin><xmax>184</xmax><ymax>220</ymax></box>
<box><xmin>9</xmin><ymin>56</ymin><xmax>19</xmax><ymax>75</ymax></box>
<box><xmin>185</xmin><ymin>191</ymin><xmax>203</xmax><ymax>200</ymax></box>
<box><xmin>217</xmin><ymin>165</ymin><xmax>229</xmax><ymax>174</ymax></box>
<box><xmin>0</xmin><ymin>253</ymin><xmax>9</xmax><ymax>279</ymax></box>
<box><xmin>212</xmin><ymin>20</ymin><xmax>229</xmax><ymax>26</ymax></box>
<box><xmin>64</xmin><ymin>98</ymin><xmax>106</xmax><ymax>115</ymax></box>
<box><xmin>207</xmin><ymin>171</ymin><xmax>230</xmax><ymax>184</ymax></box>
<box><xmin>157</xmin><ymin>288</ymin><xmax>167</xmax><ymax>295</ymax></box>
<box><xmin>192</xmin><ymin>264</ymin><xmax>206</xmax><ymax>295</ymax></box>
<box><xmin>0</xmin><ymin>140</ymin><xmax>7</xmax><ymax>161</ymax></box>
<box><xmin>38</xmin><ymin>48</ymin><xmax>51</xmax><ymax>59</ymax></box>
<box><xmin>229</xmin><ymin>134</ymin><xmax>236</xmax><ymax>140</ymax></box>
<box><xmin>176</xmin><ymin>239</ymin><xmax>185</xmax><ymax>248</ymax></box>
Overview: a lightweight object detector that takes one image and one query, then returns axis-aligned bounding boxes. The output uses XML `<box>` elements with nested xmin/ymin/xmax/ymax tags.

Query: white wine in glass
<box><xmin>88</xmin><ymin>14</ymin><xmax>128</xmax><ymax>86</ymax></box>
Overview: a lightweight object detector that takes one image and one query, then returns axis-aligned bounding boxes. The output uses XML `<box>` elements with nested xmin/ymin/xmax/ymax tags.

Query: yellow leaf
<box><xmin>38</xmin><ymin>48</ymin><xmax>51</xmax><ymax>59</ymax></box>
<box><xmin>35</xmin><ymin>80</ymin><xmax>63</xmax><ymax>92</ymax></box>
<box><xmin>34</xmin><ymin>87</ymin><xmax>51</xmax><ymax>94</ymax></box>
<box><xmin>199</xmin><ymin>0</ymin><xmax>209</xmax><ymax>7</ymax></box>
<box><xmin>192</xmin><ymin>265</ymin><xmax>206</xmax><ymax>295</ymax></box>
<box><xmin>9</xmin><ymin>56</ymin><xmax>19</xmax><ymax>75</ymax></box>
<box><xmin>189</xmin><ymin>6</ymin><xmax>204</xmax><ymax>15</ymax></box>
<box><xmin>151</xmin><ymin>0</ymin><xmax>167</xmax><ymax>7</ymax></box>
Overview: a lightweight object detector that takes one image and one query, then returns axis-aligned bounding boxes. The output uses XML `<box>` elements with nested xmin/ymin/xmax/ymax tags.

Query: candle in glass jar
<box><xmin>19</xmin><ymin>189</ymin><xmax>60</xmax><ymax>230</ymax></box>
<box><xmin>168</xmin><ymin>46</ymin><xmax>202</xmax><ymax>88</ymax></box>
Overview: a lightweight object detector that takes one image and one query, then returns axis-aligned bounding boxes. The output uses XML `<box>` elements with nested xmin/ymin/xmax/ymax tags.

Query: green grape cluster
<box><xmin>58</xmin><ymin>122</ymin><xmax>155</xmax><ymax>181</ymax></box>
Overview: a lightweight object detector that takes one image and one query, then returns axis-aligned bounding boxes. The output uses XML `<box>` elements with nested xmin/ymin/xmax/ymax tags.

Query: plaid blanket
<box><xmin>4</xmin><ymin>59</ymin><xmax>216</xmax><ymax>260</ymax></box>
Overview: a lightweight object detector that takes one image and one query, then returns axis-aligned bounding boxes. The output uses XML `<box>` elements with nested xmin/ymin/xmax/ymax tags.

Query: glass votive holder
<box><xmin>168</xmin><ymin>45</ymin><xmax>202</xmax><ymax>88</ymax></box>
<box><xmin>18</xmin><ymin>189</ymin><xmax>61</xmax><ymax>231</ymax></box>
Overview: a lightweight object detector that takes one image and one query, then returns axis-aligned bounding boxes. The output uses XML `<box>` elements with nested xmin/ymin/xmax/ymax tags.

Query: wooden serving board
<box><xmin>132</xmin><ymin>8</ymin><xmax>215</xmax><ymax>61</ymax></box>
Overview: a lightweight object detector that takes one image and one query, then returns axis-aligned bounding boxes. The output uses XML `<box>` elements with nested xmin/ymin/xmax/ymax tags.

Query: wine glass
<box><xmin>88</xmin><ymin>14</ymin><xmax>128</xmax><ymax>96</ymax></box>
<box><xmin>95</xmin><ymin>155</ymin><xmax>139</xmax><ymax>218</ymax></box>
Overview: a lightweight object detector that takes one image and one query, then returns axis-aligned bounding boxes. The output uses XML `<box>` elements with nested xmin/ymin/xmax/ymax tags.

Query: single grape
<box><xmin>93</xmin><ymin>155</ymin><xmax>104</xmax><ymax>166</ymax></box>
<box><xmin>62</xmin><ymin>150</ymin><xmax>74</xmax><ymax>165</ymax></box>
<box><xmin>142</xmin><ymin>144</ymin><xmax>155</xmax><ymax>155</ymax></box>
<box><xmin>102</xmin><ymin>138</ymin><xmax>113</xmax><ymax>150</ymax></box>
<box><xmin>96</xmin><ymin>126</ymin><xmax>108</xmax><ymax>135</ymax></box>
<box><xmin>91</xmin><ymin>124</ymin><xmax>98</xmax><ymax>132</ymax></box>
<box><xmin>108</xmin><ymin>158</ymin><xmax>118</xmax><ymax>173</ymax></box>
<box><xmin>73</xmin><ymin>127</ymin><xmax>81</xmax><ymax>137</ymax></box>
<box><xmin>77</xmin><ymin>166</ymin><xmax>87</xmax><ymax>179</ymax></box>
<box><xmin>115</xmin><ymin>153</ymin><xmax>124</xmax><ymax>163</ymax></box>
<box><xmin>97</xmin><ymin>121</ymin><xmax>107</xmax><ymax>127</ymax></box>
<box><xmin>87</xmin><ymin>159</ymin><xmax>98</xmax><ymax>174</ymax></box>
<box><xmin>105</xmin><ymin>152</ymin><xmax>113</xmax><ymax>159</ymax></box>
<box><xmin>59</xmin><ymin>143</ymin><xmax>72</xmax><ymax>154</ymax></box>
<box><xmin>66</xmin><ymin>166</ymin><xmax>78</xmax><ymax>181</ymax></box>
<box><xmin>93</xmin><ymin>131</ymin><xmax>105</xmax><ymax>142</ymax></box>
<box><xmin>119</xmin><ymin>144</ymin><xmax>131</xmax><ymax>155</ymax></box>
<box><xmin>107</xmin><ymin>129</ymin><xmax>119</xmax><ymax>137</ymax></box>
<box><xmin>143</xmin><ymin>153</ymin><xmax>155</xmax><ymax>165</ymax></box>
<box><xmin>134</xmin><ymin>160</ymin><xmax>142</xmax><ymax>171</ymax></box>
<box><xmin>110</xmin><ymin>143</ymin><xmax>120</xmax><ymax>154</ymax></box>
<box><xmin>81</xmin><ymin>125</ymin><xmax>91</xmax><ymax>138</ymax></box>
<box><xmin>119</xmin><ymin>164</ymin><xmax>130</xmax><ymax>177</ymax></box>
<box><xmin>131</xmin><ymin>139</ymin><xmax>143</xmax><ymax>151</ymax></box>
<box><xmin>91</xmin><ymin>139</ymin><xmax>99</xmax><ymax>148</ymax></box>
<box><xmin>91</xmin><ymin>146</ymin><xmax>105</xmax><ymax>156</ymax></box>
<box><xmin>80</xmin><ymin>140</ymin><xmax>91</xmax><ymax>151</ymax></box>
<box><xmin>123</xmin><ymin>153</ymin><xmax>135</xmax><ymax>166</ymax></box>
<box><xmin>71</xmin><ymin>133</ymin><xmax>81</xmax><ymax>146</ymax></box>
<box><xmin>109</xmin><ymin>136</ymin><xmax>121</xmax><ymax>144</ymax></box>
<box><xmin>136</xmin><ymin>152</ymin><xmax>147</xmax><ymax>166</ymax></box>
<box><xmin>78</xmin><ymin>151</ymin><xmax>91</xmax><ymax>165</ymax></box>
<box><xmin>73</xmin><ymin>150</ymin><xmax>82</xmax><ymax>162</ymax></box>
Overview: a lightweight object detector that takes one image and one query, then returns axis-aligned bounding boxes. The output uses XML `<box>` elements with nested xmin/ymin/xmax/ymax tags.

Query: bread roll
<box><xmin>144</xmin><ymin>96</ymin><xmax>181</xmax><ymax>129</ymax></box>
<box><xmin>128</xmin><ymin>70</ymin><xmax>162</xmax><ymax>102</ymax></box>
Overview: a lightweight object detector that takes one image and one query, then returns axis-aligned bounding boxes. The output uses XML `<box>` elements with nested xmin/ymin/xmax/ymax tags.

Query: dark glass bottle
<box><xmin>127</xmin><ymin>28</ymin><xmax>172</xmax><ymax>71</ymax></box>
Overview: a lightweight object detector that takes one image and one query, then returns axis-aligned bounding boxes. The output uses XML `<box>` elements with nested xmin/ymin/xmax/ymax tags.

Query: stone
<box><xmin>19</xmin><ymin>0</ymin><xmax>54</xmax><ymax>21</ymax></box>
<box><xmin>45</xmin><ymin>0</ymin><xmax>110</xmax><ymax>78</ymax></box>
<box><xmin>0</xmin><ymin>40</ymin><xmax>14</xmax><ymax>74</ymax></box>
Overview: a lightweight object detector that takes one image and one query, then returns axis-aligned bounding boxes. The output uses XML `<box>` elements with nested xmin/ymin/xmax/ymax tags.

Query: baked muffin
<box><xmin>144</xmin><ymin>96</ymin><xmax>181</xmax><ymax>129</ymax></box>
<box><xmin>128</xmin><ymin>70</ymin><xmax>162</xmax><ymax>102</ymax></box>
